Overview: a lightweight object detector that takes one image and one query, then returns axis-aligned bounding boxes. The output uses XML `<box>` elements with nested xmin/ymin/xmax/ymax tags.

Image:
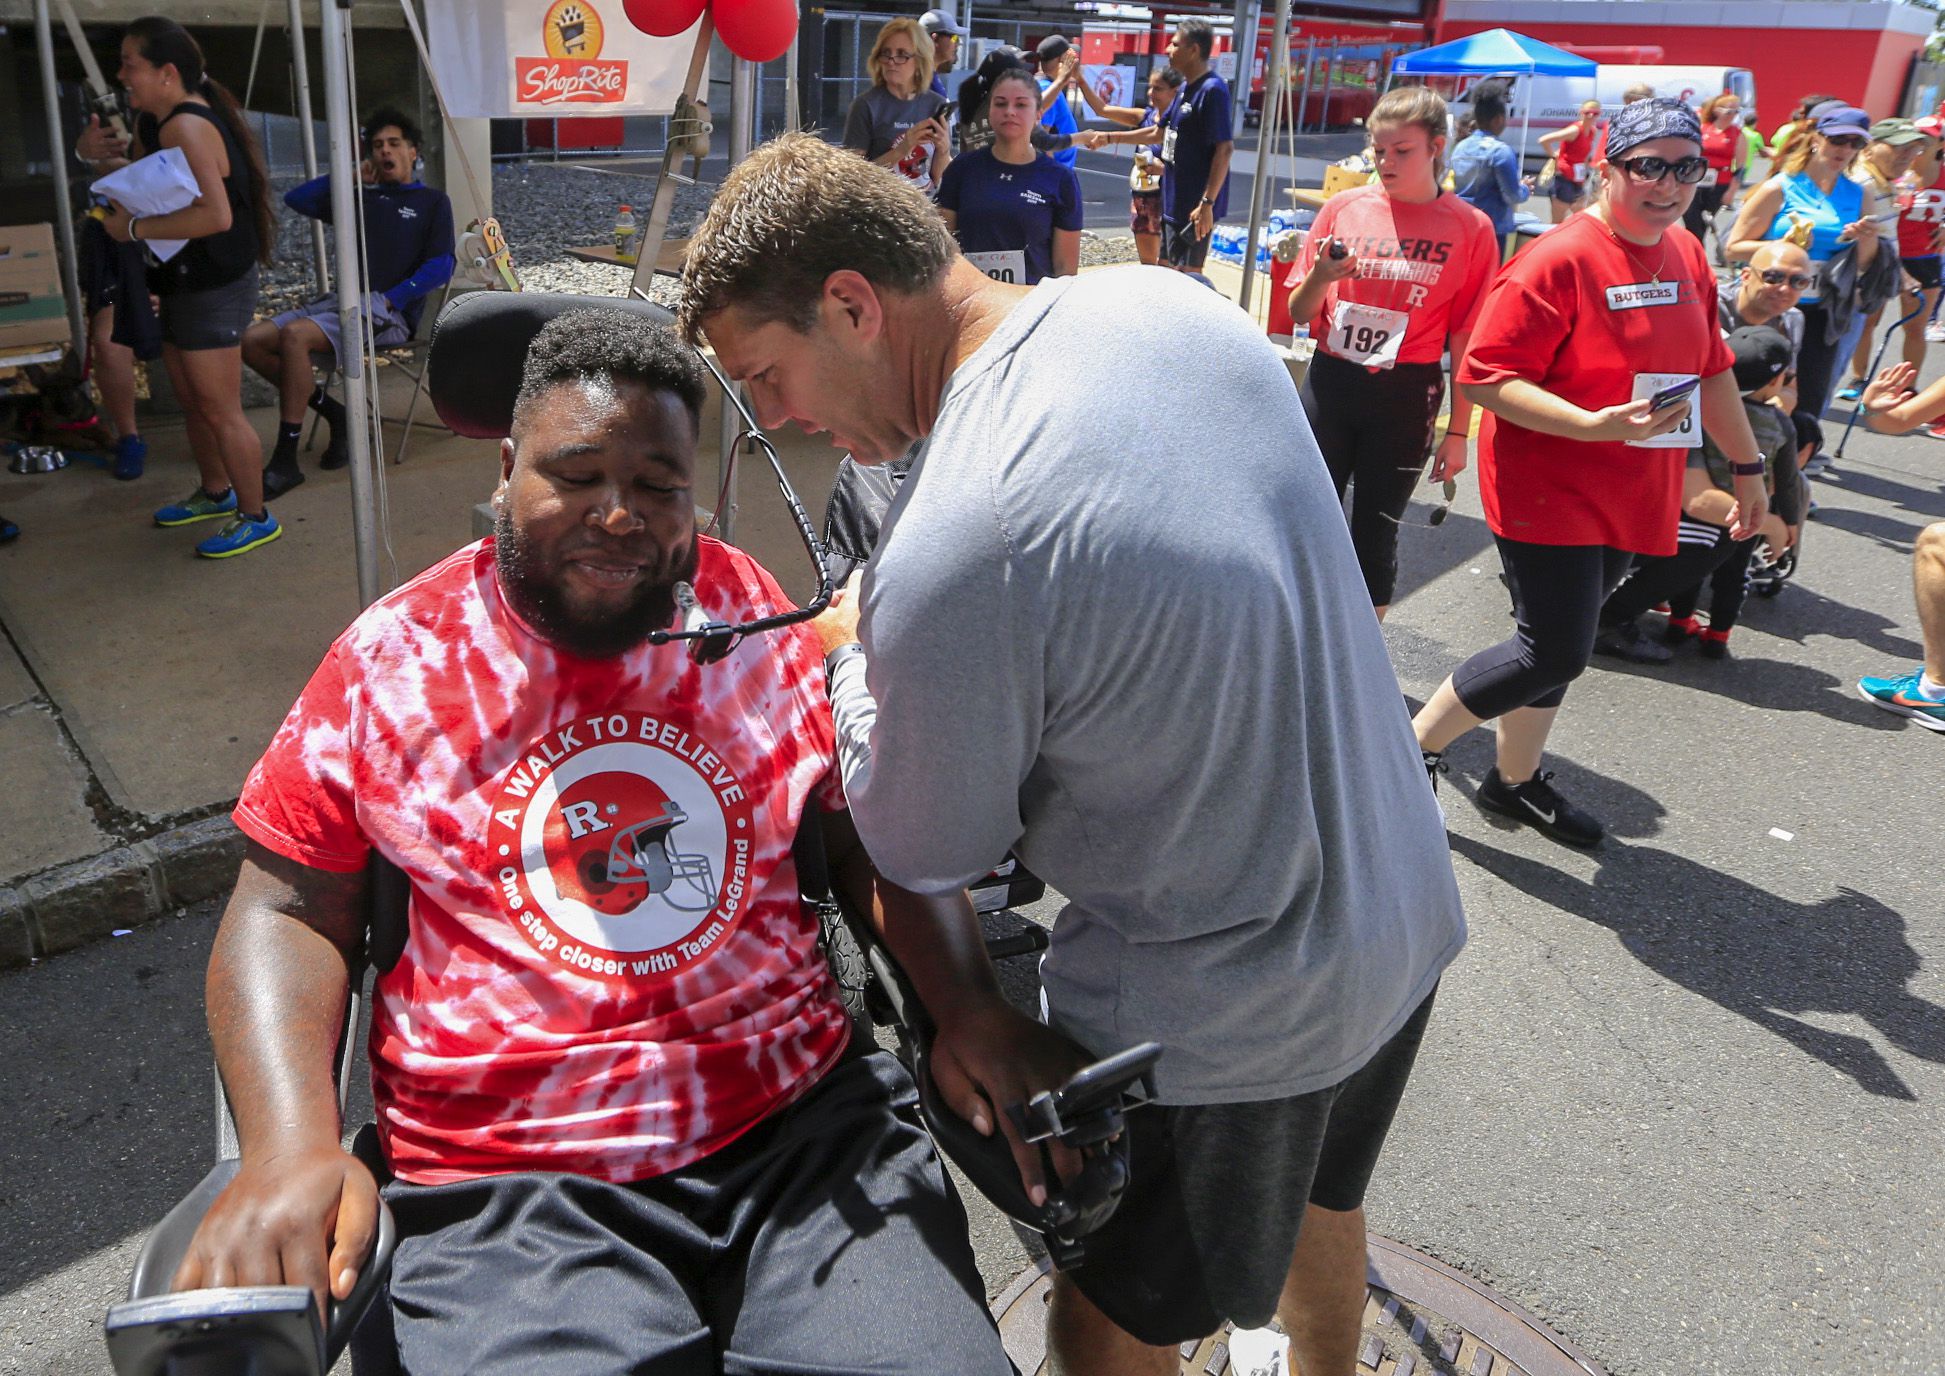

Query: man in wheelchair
<box><xmin>168</xmin><ymin>308</ymin><xmax>1048</xmax><ymax>1374</ymax></box>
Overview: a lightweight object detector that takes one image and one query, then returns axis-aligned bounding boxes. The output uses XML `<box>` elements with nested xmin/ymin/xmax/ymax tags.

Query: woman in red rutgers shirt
<box><xmin>1683</xmin><ymin>93</ymin><xmax>1743</xmax><ymax>241</ymax></box>
<box><xmin>1409</xmin><ymin>98</ymin><xmax>1770</xmax><ymax>848</ymax></box>
<box><xmin>1287</xmin><ymin>85</ymin><xmax>1500</xmax><ymax>618</ymax></box>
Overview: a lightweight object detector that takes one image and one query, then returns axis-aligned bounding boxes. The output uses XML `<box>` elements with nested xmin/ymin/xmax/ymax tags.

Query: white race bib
<box><xmin>964</xmin><ymin>249</ymin><xmax>1027</xmax><ymax>285</ymax></box>
<box><xmin>1161</xmin><ymin>121</ymin><xmax>1178</xmax><ymax>167</ymax></box>
<box><xmin>1327</xmin><ymin>300</ymin><xmax>1408</xmax><ymax>371</ymax></box>
<box><xmin>1627</xmin><ymin>372</ymin><xmax>1701</xmax><ymax>449</ymax></box>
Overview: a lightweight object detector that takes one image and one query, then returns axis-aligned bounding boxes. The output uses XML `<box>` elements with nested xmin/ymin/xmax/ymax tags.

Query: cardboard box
<box><xmin>0</xmin><ymin>224</ymin><xmax>69</xmax><ymax>356</ymax></box>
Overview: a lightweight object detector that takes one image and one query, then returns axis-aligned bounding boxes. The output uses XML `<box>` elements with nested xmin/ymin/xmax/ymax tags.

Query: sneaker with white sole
<box><xmin>1857</xmin><ymin>668</ymin><xmax>1945</xmax><ymax>731</ymax></box>
<box><xmin>1476</xmin><ymin>767</ymin><xmax>1604</xmax><ymax>847</ymax></box>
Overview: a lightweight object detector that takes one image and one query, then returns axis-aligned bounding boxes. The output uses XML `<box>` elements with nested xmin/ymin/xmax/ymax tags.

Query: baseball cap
<box><xmin>1915</xmin><ymin>114</ymin><xmax>1945</xmax><ymax>139</ymax></box>
<box><xmin>1035</xmin><ymin>34</ymin><xmax>1071</xmax><ymax>64</ymax></box>
<box><xmin>918</xmin><ymin>8</ymin><xmax>968</xmax><ymax>38</ymax></box>
<box><xmin>1870</xmin><ymin>116</ymin><xmax>1925</xmax><ymax>146</ymax></box>
<box><xmin>1605</xmin><ymin>97</ymin><xmax>1703</xmax><ymax>162</ymax></box>
<box><xmin>1815</xmin><ymin>105</ymin><xmax>1872</xmax><ymax>140</ymax></box>
<box><xmin>1725</xmin><ymin>326</ymin><xmax>1792</xmax><ymax>394</ymax></box>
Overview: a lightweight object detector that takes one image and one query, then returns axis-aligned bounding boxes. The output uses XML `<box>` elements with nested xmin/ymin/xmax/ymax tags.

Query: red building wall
<box><xmin>1436</xmin><ymin>16</ymin><xmax>1924</xmax><ymax>123</ymax></box>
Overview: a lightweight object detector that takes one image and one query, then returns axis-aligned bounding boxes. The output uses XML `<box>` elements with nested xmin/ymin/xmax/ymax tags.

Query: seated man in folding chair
<box><xmin>173</xmin><ymin>308</ymin><xmax>1019</xmax><ymax>1375</ymax></box>
<box><xmin>245</xmin><ymin>107</ymin><xmax>454</xmax><ymax>497</ymax></box>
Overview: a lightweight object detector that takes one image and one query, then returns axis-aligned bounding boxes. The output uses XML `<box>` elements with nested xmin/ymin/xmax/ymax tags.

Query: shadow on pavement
<box><xmin>0</xmin><ymin>906</ymin><xmax>217</xmax><ymax>1304</ymax></box>
<box><xmin>1819</xmin><ymin>467</ymin><xmax>1945</xmax><ymax>521</ymax></box>
<box><xmin>1591</xmin><ymin>651</ymin><xmax>1897</xmax><ymax>728</ymax></box>
<box><xmin>1389</xmin><ymin>508</ymin><xmax>1499</xmax><ymax>611</ymax></box>
<box><xmin>1441</xmin><ymin>743</ymin><xmax>1670</xmax><ymax>842</ymax></box>
<box><xmin>1739</xmin><ymin>582</ymin><xmax>1926</xmax><ymax>663</ymax></box>
<box><xmin>1448</xmin><ymin>833</ymin><xmax>1945</xmax><ymax>1101</ymax></box>
<box><xmin>1808</xmin><ymin>505</ymin><xmax>1929</xmax><ymax>554</ymax></box>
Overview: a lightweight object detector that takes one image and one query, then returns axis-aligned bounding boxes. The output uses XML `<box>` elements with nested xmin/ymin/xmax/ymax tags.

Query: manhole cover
<box><xmin>989</xmin><ymin>1234</ymin><xmax>1608</xmax><ymax>1376</ymax></box>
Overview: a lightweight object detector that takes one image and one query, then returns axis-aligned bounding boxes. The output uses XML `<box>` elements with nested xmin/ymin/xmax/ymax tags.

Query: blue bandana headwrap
<box><xmin>1605</xmin><ymin>98</ymin><xmax>1703</xmax><ymax>163</ymax></box>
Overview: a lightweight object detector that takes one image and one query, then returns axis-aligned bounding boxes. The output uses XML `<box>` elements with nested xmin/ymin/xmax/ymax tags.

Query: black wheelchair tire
<box><xmin>816</xmin><ymin>898</ymin><xmax>875</xmax><ymax>1035</ymax></box>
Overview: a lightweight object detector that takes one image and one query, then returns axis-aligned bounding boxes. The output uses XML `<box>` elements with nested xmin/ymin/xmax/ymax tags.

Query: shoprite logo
<box><xmin>517</xmin><ymin>0</ymin><xmax>629</xmax><ymax>106</ymax></box>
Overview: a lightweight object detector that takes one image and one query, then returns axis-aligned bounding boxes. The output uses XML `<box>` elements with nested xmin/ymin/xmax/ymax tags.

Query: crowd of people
<box><xmin>22</xmin><ymin>13</ymin><xmax>1945</xmax><ymax>1376</ymax></box>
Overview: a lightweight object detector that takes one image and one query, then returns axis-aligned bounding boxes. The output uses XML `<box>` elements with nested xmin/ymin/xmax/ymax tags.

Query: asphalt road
<box><xmin>3</xmin><ymin>375</ymin><xmax>1942</xmax><ymax>1374</ymax></box>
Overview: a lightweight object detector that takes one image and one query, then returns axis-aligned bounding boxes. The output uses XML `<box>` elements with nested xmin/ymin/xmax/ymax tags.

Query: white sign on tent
<box><xmin>424</xmin><ymin>0</ymin><xmax>705</xmax><ymax>118</ymax></box>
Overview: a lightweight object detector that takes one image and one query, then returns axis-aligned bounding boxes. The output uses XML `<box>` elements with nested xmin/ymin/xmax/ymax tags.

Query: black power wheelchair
<box><xmin>103</xmin><ymin>293</ymin><xmax>1159</xmax><ymax>1376</ymax></box>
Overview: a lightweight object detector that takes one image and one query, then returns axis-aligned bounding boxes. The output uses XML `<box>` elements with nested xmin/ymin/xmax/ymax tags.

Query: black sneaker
<box><xmin>261</xmin><ymin>457</ymin><xmax>305</xmax><ymax>499</ymax></box>
<box><xmin>1593</xmin><ymin>620</ymin><xmax>1674</xmax><ymax>664</ymax></box>
<box><xmin>318</xmin><ymin>427</ymin><xmax>349</xmax><ymax>471</ymax></box>
<box><xmin>1475</xmin><ymin>768</ymin><xmax>1604</xmax><ymax>847</ymax></box>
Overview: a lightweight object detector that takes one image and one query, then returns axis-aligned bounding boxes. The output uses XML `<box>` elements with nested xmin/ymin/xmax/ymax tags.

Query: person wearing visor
<box><xmin>1835</xmin><ymin>117</ymin><xmax>1927</xmax><ymax>402</ymax></box>
<box><xmin>1286</xmin><ymin>85</ymin><xmax>1500</xmax><ymax>620</ymax></box>
<box><xmin>165</xmin><ymin>308</ymin><xmax>1017</xmax><ymax>1375</ymax></box>
<box><xmin>1727</xmin><ymin>103</ymin><xmax>1887</xmax><ymax>429</ymax></box>
<box><xmin>1412</xmin><ymin>98</ymin><xmax>1770</xmax><ymax>847</ymax></box>
<box><xmin>917</xmin><ymin>7</ymin><xmax>965</xmax><ymax>99</ymax></box>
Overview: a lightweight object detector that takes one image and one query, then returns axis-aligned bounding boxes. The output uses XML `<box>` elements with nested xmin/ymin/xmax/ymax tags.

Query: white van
<box><xmin>1446</xmin><ymin>65</ymin><xmax>1758</xmax><ymax>172</ymax></box>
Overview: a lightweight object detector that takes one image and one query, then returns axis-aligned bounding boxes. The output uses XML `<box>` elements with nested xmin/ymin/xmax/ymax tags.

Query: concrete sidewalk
<box><xmin>0</xmin><ymin>355</ymin><xmax>843</xmax><ymax>965</ymax></box>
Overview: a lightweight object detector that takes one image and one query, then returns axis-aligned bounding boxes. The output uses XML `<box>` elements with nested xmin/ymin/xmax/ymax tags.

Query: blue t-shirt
<box><xmin>1159</xmin><ymin>70</ymin><xmax>1232</xmax><ymax>224</ymax></box>
<box><xmin>1767</xmin><ymin>172</ymin><xmax>1865</xmax><ymax>304</ymax></box>
<box><xmin>285</xmin><ymin>177</ymin><xmax>456</xmax><ymax>333</ymax></box>
<box><xmin>1038</xmin><ymin>77</ymin><xmax>1079</xmax><ymax>169</ymax></box>
<box><xmin>935</xmin><ymin>147</ymin><xmax>1084</xmax><ymax>284</ymax></box>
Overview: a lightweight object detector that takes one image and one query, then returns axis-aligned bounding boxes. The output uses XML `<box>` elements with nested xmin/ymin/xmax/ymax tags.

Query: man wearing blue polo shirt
<box><xmin>1157</xmin><ymin>18</ymin><xmax>1233</xmax><ymax>273</ymax></box>
<box><xmin>249</xmin><ymin>107</ymin><xmax>454</xmax><ymax>496</ymax></box>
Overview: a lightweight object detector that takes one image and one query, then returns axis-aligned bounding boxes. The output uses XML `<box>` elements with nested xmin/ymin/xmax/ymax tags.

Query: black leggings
<box><xmin>1602</xmin><ymin>516</ymin><xmax>1759</xmax><ymax>631</ymax></box>
<box><xmin>1794</xmin><ymin>300</ymin><xmax>1841</xmax><ymax>427</ymax></box>
<box><xmin>1299</xmin><ymin>351</ymin><xmax>1445</xmax><ymax>606</ymax></box>
<box><xmin>1452</xmin><ymin>538</ymin><xmax>1636</xmax><ymax>717</ymax></box>
<box><xmin>1681</xmin><ymin>183</ymin><xmax>1727</xmax><ymax>240</ymax></box>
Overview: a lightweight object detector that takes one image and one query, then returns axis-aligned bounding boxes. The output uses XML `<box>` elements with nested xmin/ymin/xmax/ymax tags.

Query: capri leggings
<box><xmin>1299</xmin><ymin>351</ymin><xmax>1445</xmax><ymax>606</ymax></box>
<box><xmin>1452</xmin><ymin>537</ymin><xmax>1637</xmax><ymax>718</ymax></box>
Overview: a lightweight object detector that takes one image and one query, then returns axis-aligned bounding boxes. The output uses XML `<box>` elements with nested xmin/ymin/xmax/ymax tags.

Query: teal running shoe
<box><xmin>1858</xmin><ymin>669</ymin><xmax>1945</xmax><ymax>732</ymax></box>
<box><xmin>195</xmin><ymin>511</ymin><xmax>282</xmax><ymax>559</ymax></box>
<box><xmin>154</xmin><ymin>486</ymin><xmax>236</xmax><ymax>527</ymax></box>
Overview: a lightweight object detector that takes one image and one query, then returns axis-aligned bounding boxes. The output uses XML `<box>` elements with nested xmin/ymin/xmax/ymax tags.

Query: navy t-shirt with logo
<box><xmin>936</xmin><ymin>147</ymin><xmax>1084</xmax><ymax>285</ymax></box>
<box><xmin>285</xmin><ymin>177</ymin><xmax>456</xmax><ymax>334</ymax></box>
<box><xmin>1160</xmin><ymin>70</ymin><xmax>1233</xmax><ymax>226</ymax></box>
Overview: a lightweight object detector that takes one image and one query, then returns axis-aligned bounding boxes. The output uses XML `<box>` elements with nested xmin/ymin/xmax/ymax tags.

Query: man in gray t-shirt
<box><xmin>681</xmin><ymin>133</ymin><xmax>1465</xmax><ymax>1376</ymax></box>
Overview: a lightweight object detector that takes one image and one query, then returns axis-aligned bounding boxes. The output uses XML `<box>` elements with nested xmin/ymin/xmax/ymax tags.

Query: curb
<box><xmin>0</xmin><ymin>815</ymin><xmax>244</xmax><ymax>969</ymax></box>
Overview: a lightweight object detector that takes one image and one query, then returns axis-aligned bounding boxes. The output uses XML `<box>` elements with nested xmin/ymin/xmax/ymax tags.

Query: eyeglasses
<box><xmin>1388</xmin><ymin>478</ymin><xmax>1459</xmax><ymax>528</ymax></box>
<box><xmin>1755</xmin><ymin>268</ymin><xmax>1815</xmax><ymax>291</ymax></box>
<box><xmin>1823</xmin><ymin>134</ymin><xmax>1867</xmax><ymax>150</ymax></box>
<box><xmin>881</xmin><ymin>49</ymin><xmax>916</xmax><ymax>63</ymax></box>
<box><xmin>1614</xmin><ymin>154</ymin><xmax>1709</xmax><ymax>185</ymax></box>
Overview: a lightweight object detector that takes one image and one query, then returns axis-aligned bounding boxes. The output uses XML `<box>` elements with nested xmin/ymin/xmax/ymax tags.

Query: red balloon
<box><xmin>715</xmin><ymin>0</ymin><xmax>797</xmax><ymax>64</ymax></box>
<box><xmin>621</xmin><ymin>0</ymin><xmax>707</xmax><ymax>39</ymax></box>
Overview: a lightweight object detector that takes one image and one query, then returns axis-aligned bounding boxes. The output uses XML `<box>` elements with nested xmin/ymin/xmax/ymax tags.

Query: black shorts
<box><xmin>156</xmin><ymin>266</ymin><xmax>258</xmax><ymax>351</ymax></box>
<box><xmin>1164</xmin><ymin>218</ymin><xmax>1212</xmax><ymax>271</ymax></box>
<box><xmin>1066</xmin><ymin>990</ymin><xmax>1438</xmax><ymax>1347</ymax></box>
<box><xmin>1907</xmin><ymin>254</ymin><xmax>1942</xmax><ymax>291</ymax></box>
<box><xmin>378</xmin><ymin>1049</ymin><xmax>1012</xmax><ymax>1376</ymax></box>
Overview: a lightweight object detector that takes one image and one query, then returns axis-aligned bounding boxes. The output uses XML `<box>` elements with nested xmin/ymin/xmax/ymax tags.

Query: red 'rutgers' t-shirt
<box><xmin>1298</xmin><ymin>185</ymin><xmax>1501</xmax><ymax>368</ymax></box>
<box><xmin>233</xmin><ymin>536</ymin><xmax>852</xmax><ymax>1185</ymax></box>
<box><xmin>1457</xmin><ymin>214</ymin><xmax>1735</xmax><ymax>556</ymax></box>
<box><xmin>1898</xmin><ymin>165</ymin><xmax>1945</xmax><ymax>259</ymax></box>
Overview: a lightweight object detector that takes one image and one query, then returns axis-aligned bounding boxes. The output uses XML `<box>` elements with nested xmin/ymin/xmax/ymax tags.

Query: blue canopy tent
<box><xmin>1390</xmin><ymin>28</ymin><xmax>1596</xmax><ymax>186</ymax></box>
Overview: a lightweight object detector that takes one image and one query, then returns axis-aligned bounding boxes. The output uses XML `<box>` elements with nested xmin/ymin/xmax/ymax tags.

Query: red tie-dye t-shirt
<box><xmin>234</xmin><ymin>536</ymin><xmax>851</xmax><ymax>1185</ymax></box>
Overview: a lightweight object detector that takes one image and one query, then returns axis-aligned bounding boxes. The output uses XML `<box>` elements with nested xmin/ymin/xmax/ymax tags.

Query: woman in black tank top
<box><xmin>95</xmin><ymin>17</ymin><xmax>283</xmax><ymax>559</ymax></box>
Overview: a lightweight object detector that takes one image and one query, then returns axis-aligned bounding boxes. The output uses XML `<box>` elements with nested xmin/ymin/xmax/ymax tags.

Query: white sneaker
<box><xmin>1927</xmin><ymin>321</ymin><xmax>1945</xmax><ymax>343</ymax></box>
<box><xmin>1228</xmin><ymin>1326</ymin><xmax>1292</xmax><ymax>1376</ymax></box>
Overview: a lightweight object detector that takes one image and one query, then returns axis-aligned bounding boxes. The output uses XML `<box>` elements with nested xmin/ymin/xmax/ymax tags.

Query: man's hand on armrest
<box><xmin>172</xmin><ymin>843</ymin><xmax>377</xmax><ymax>1317</ymax></box>
<box><xmin>820</xmin><ymin>809</ymin><xmax>1094</xmax><ymax>1207</ymax></box>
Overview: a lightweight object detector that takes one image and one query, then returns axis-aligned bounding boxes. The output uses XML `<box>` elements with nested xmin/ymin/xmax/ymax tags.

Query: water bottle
<box><xmin>614</xmin><ymin>204</ymin><xmax>639</xmax><ymax>263</ymax></box>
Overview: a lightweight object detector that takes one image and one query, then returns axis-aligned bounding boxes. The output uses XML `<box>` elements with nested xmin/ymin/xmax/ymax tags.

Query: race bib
<box><xmin>1161</xmin><ymin>121</ymin><xmax>1178</xmax><ymax>167</ymax></box>
<box><xmin>1327</xmin><ymin>300</ymin><xmax>1408</xmax><ymax>370</ymax></box>
<box><xmin>1627</xmin><ymin>372</ymin><xmax>1701</xmax><ymax>449</ymax></box>
<box><xmin>964</xmin><ymin>249</ymin><xmax>1027</xmax><ymax>285</ymax></box>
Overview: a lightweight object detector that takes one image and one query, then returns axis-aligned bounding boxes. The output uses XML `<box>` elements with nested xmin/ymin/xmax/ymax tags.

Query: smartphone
<box><xmin>1648</xmin><ymin>378</ymin><xmax>1699</xmax><ymax>412</ymax></box>
<box><xmin>1326</xmin><ymin>237</ymin><xmax>1349</xmax><ymax>260</ymax></box>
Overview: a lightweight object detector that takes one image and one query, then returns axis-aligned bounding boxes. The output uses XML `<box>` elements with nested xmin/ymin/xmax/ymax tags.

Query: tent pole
<box><xmin>32</xmin><ymin>0</ymin><xmax>86</xmax><ymax>360</ymax></box>
<box><xmin>321</xmin><ymin>0</ymin><xmax>380</xmax><ymax>607</ymax></box>
<box><xmin>628</xmin><ymin>14</ymin><xmax>713</xmax><ymax>301</ymax></box>
<box><xmin>1295</xmin><ymin>36</ymin><xmax>1313</xmax><ymax>133</ymax></box>
<box><xmin>287</xmin><ymin>0</ymin><xmax>332</xmax><ymax>298</ymax></box>
<box><xmin>1238</xmin><ymin>0</ymin><xmax>1289</xmax><ymax>313</ymax></box>
<box><xmin>716</xmin><ymin>55</ymin><xmax>756</xmax><ymax>543</ymax></box>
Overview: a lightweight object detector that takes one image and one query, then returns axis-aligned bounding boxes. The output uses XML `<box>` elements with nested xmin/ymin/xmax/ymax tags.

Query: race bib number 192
<box><xmin>1328</xmin><ymin>300</ymin><xmax>1408</xmax><ymax>370</ymax></box>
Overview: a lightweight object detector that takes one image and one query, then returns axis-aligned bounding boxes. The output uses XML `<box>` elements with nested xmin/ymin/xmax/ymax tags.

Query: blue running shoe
<box><xmin>111</xmin><ymin>434</ymin><xmax>146</xmax><ymax>481</ymax></box>
<box><xmin>1837</xmin><ymin>381</ymin><xmax>1864</xmax><ymax>403</ymax></box>
<box><xmin>154</xmin><ymin>486</ymin><xmax>236</xmax><ymax>527</ymax></box>
<box><xmin>195</xmin><ymin>511</ymin><xmax>281</xmax><ymax>559</ymax></box>
<box><xmin>1858</xmin><ymin>669</ymin><xmax>1945</xmax><ymax>732</ymax></box>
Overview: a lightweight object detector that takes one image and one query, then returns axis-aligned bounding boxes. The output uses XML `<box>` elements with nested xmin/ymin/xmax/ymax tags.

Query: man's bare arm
<box><xmin>170</xmin><ymin>843</ymin><xmax>379</xmax><ymax>1313</ymax></box>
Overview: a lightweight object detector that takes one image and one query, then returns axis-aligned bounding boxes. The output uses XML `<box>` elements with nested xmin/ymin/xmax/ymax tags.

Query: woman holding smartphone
<box><xmin>1410</xmin><ymin>99</ymin><xmax>1769</xmax><ymax>847</ymax></box>
<box><xmin>1283</xmin><ymin>85</ymin><xmax>1500</xmax><ymax>620</ymax></box>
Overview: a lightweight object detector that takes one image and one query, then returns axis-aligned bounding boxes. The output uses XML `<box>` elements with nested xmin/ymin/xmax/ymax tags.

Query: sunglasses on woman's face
<box><xmin>1615</xmin><ymin>154</ymin><xmax>1710</xmax><ymax>185</ymax></box>
<box><xmin>1756</xmin><ymin>268</ymin><xmax>1815</xmax><ymax>291</ymax></box>
<box><xmin>1824</xmin><ymin>134</ymin><xmax>1866</xmax><ymax>150</ymax></box>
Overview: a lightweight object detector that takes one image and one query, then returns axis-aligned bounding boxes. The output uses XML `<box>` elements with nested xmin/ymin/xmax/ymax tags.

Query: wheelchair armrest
<box><xmin>119</xmin><ymin>1146</ymin><xmax>397</xmax><ymax>1370</ymax></box>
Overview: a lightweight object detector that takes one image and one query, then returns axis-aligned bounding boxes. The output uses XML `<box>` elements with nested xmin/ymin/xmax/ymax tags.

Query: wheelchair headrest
<box><xmin>425</xmin><ymin>292</ymin><xmax>678</xmax><ymax>440</ymax></box>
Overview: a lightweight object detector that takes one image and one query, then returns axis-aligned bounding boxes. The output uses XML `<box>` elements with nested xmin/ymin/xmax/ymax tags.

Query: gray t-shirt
<box><xmin>843</xmin><ymin>86</ymin><xmax>949</xmax><ymax>194</ymax></box>
<box><xmin>835</xmin><ymin>268</ymin><xmax>1467</xmax><ymax>1105</ymax></box>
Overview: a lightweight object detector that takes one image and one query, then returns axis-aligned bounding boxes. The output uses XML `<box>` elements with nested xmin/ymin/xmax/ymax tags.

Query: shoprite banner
<box><xmin>425</xmin><ymin>0</ymin><xmax>704</xmax><ymax>117</ymax></box>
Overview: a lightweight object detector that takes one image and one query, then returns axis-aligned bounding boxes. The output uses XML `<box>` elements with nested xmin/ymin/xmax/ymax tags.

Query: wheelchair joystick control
<box><xmin>658</xmin><ymin>580</ymin><xmax>739</xmax><ymax>665</ymax></box>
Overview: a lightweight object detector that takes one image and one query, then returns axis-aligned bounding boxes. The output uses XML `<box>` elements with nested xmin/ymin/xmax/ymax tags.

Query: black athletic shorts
<box><xmin>1907</xmin><ymin>254</ymin><xmax>1942</xmax><ymax>291</ymax></box>
<box><xmin>378</xmin><ymin>1048</ymin><xmax>1013</xmax><ymax>1376</ymax></box>
<box><xmin>1165</xmin><ymin>218</ymin><xmax>1212</xmax><ymax>271</ymax></box>
<box><xmin>1066</xmin><ymin>989</ymin><xmax>1438</xmax><ymax>1348</ymax></box>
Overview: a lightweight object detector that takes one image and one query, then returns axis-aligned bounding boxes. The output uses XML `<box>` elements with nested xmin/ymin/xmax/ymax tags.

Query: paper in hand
<box><xmin>90</xmin><ymin>148</ymin><xmax>199</xmax><ymax>262</ymax></box>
